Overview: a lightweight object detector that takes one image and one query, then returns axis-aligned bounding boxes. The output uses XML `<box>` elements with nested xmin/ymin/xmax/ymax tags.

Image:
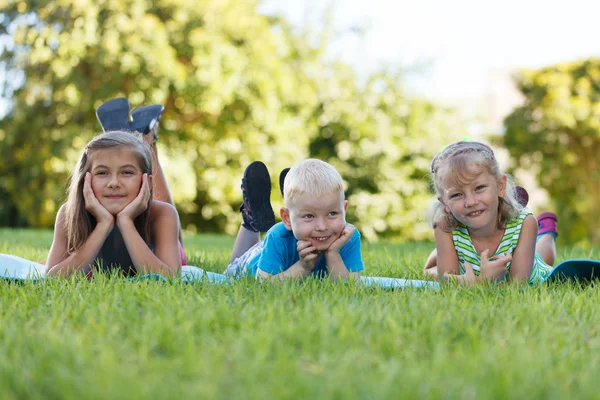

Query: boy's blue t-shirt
<box><xmin>245</xmin><ymin>222</ymin><xmax>364</xmax><ymax>277</ymax></box>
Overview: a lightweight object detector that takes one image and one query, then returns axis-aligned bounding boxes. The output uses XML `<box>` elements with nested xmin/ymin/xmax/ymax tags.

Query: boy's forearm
<box><xmin>324</xmin><ymin>251</ymin><xmax>355</xmax><ymax>281</ymax></box>
<box><xmin>258</xmin><ymin>261</ymin><xmax>314</xmax><ymax>281</ymax></box>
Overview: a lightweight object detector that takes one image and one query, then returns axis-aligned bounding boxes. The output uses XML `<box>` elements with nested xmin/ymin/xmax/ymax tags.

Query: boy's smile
<box><xmin>281</xmin><ymin>191</ymin><xmax>348</xmax><ymax>252</ymax></box>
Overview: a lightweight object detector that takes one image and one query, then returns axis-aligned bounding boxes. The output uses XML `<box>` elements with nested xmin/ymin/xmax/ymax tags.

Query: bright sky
<box><xmin>260</xmin><ymin>0</ymin><xmax>600</xmax><ymax>101</ymax></box>
<box><xmin>2</xmin><ymin>1</ymin><xmax>598</xmax><ymax>117</ymax></box>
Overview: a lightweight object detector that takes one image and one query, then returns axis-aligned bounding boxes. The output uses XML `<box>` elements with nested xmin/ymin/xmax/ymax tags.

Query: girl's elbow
<box><xmin>156</xmin><ymin>262</ymin><xmax>179</xmax><ymax>277</ymax></box>
<box><xmin>167</xmin><ymin>264</ymin><xmax>181</xmax><ymax>277</ymax></box>
<box><xmin>510</xmin><ymin>273</ymin><xmax>531</xmax><ymax>284</ymax></box>
<box><xmin>46</xmin><ymin>264</ymin><xmax>63</xmax><ymax>277</ymax></box>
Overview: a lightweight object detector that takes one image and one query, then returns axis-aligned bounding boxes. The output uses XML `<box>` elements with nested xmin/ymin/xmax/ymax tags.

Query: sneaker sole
<box><xmin>96</xmin><ymin>97</ymin><xmax>131</xmax><ymax>132</ymax></box>
<box><xmin>131</xmin><ymin>104</ymin><xmax>165</xmax><ymax>134</ymax></box>
<box><xmin>279</xmin><ymin>168</ymin><xmax>290</xmax><ymax>197</ymax></box>
<box><xmin>244</xmin><ymin>161</ymin><xmax>276</xmax><ymax>232</ymax></box>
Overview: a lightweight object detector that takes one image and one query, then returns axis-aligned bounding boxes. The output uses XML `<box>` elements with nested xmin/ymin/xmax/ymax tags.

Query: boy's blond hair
<box><xmin>284</xmin><ymin>159</ymin><xmax>345</xmax><ymax>206</ymax></box>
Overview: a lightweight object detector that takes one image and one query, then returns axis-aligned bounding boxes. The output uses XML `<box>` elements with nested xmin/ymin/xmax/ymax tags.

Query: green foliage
<box><xmin>0</xmin><ymin>0</ymin><xmax>461</xmax><ymax>240</ymax></box>
<box><xmin>504</xmin><ymin>58</ymin><xmax>600</xmax><ymax>245</ymax></box>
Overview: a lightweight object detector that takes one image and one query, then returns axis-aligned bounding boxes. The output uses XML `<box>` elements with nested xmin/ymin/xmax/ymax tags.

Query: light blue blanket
<box><xmin>0</xmin><ymin>254</ymin><xmax>441</xmax><ymax>290</ymax></box>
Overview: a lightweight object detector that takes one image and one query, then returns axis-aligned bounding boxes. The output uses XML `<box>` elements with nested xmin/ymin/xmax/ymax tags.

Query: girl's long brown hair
<box><xmin>63</xmin><ymin>131</ymin><xmax>154</xmax><ymax>254</ymax></box>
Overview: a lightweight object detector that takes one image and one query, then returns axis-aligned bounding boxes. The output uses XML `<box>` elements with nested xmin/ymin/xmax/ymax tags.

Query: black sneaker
<box><xmin>240</xmin><ymin>161</ymin><xmax>276</xmax><ymax>232</ymax></box>
<box><xmin>279</xmin><ymin>168</ymin><xmax>290</xmax><ymax>197</ymax></box>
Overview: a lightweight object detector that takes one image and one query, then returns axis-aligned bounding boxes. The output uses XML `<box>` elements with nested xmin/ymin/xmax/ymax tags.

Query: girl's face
<box><xmin>88</xmin><ymin>148</ymin><xmax>144</xmax><ymax>215</ymax></box>
<box><xmin>440</xmin><ymin>168</ymin><xmax>506</xmax><ymax>235</ymax></box>
<box><xmin>281</xmin><ymin>191</ymin><xmax>348</xmax><ymax>252</ymax></box>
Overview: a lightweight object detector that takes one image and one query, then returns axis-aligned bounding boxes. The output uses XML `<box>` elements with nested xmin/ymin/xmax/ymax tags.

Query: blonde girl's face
<box><xmin>88</xmin><ymin>148</ymin><xmax>144</xmax><ymax>215</ymax></box>
<box><xmin>440</xmin><ymin>168</ymin><xmax>506</xmax><ymax>234</ymax></box>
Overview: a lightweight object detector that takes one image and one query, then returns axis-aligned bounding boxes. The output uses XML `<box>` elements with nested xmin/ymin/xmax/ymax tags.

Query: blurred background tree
<box><xmin>0</xmin><ymin>0</ymin><xmax>462</xmax><ymax>240</ymax></box>
<box><xmin>504</xmin><ymin>58</ymin><xmax>600</xmax><ymax>246</ymax></box>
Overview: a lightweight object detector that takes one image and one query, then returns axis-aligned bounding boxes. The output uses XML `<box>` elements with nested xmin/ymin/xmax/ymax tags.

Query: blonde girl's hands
<box><xmin>424</xmin><ymin>266</ymin><xmax>439</xmax><ymax>281</ymax></box>
<box><xmin>444</xmin><ymin>262</ymin><xmax>477</xmax><ymax>286</ymax></box>
<box><xmin>83</xmin><ymin>172</ymin><xmax>114</xmax><ymax>226</ymax></box>
<box><xmin>479</xmin><ymin>249</ymin><xmax>512</xmax><ymax>282</ymax></box>
<box><xmin>297</xmin><ymin>239</ymin><xmax>319</xmax><ymax>272</ymax></box>
<box><xmin>326</xmin><ymin>224</ymin><xmax>355</xmax><ymax>254</ymax></box>
<box><xmin>443</xmin><ymin>250</ymin><xmax>512</xmax><ymax>286</ymax></box>
<box><xmin>117</xmin><ymin>173</ymin><xmax>151</xmax><ymax>222</ymax></box>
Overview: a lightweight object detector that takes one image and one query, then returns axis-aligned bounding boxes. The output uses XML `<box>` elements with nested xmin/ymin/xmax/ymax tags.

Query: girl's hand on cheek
<box><xmin>117</xmin><ymin>173</ymin><xmax>151</xmax><ymax>223</ymax></box>
<box><xmin>83</xmin><ymin>172</ymin><xmax>114</xmax><ymax>226</ymax></box>
<box><xmin>327</xmin><ymin>225</ymin><xmax>355</xmax><ymax>254</ymax></box>
<box><xmin>297</xmin><ymin>239</ymin><xmax>319</xmax><ymax>272</ymax></box>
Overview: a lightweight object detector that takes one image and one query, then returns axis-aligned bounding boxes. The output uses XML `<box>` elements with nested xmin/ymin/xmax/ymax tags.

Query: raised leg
<box><xmin>231</xmin><ymin>225</ymin><xmax>261</xmax><ymax>262</ymax></box>
<box><xmin>536</xmin><ymin>212</ymin><xmax>558</xmax><ymax>266</ymax></box>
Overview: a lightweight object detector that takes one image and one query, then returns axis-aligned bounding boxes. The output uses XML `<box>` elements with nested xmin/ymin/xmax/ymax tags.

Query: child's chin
<box><xmin>106</xmin><ymin>207</ymin><xmax>123</xmax><ymax>216</ymax></box>
<box><xmin>312</xmin><ymin>242</ymin><xmax>332</xmax><ymax>252</ymax></box>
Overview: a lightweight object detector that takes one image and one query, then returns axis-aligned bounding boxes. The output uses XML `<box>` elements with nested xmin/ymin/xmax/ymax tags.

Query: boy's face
<box><xmin>280</xmin><ymin>191</ymin><xmax>348</xmax><ymax>252</ymax></box>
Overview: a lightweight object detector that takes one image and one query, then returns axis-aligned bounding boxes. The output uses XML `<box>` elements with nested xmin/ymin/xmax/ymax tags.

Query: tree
<box><xmin>504</xmin><ymin>58</ymin><xmax>600</xmax><ymax>245</ymax></box>
<box><xmin>0</xmin><ymin>0</ymin><xmax>460</xmax><ymax>240</ymax></box>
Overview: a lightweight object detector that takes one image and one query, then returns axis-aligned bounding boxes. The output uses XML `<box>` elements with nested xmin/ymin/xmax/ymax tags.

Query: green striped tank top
<box><xmin>452</xmin><ymin>211</ymin><xmax>552</xmax><ymax>285</ymax></box>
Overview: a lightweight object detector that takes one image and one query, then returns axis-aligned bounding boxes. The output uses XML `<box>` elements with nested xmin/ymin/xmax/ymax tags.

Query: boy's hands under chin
<box><xmin>297</xmin><ymin>240</ymin><xmax>320</xmax><ymax>272</ymax></box>
<box><xmin>83</xmin><ymin>172</ymin><xmax>114</xmax><ymax>227</ymax></box>
<box><xmin>117</xmin><ymin>174</ymin><xmax>151</xmax><ymax>223</ymax></box>
<box><xmin>326</xmin><ymin>225</ymin><xmax>355</xmax><ymax>254</ymax></box>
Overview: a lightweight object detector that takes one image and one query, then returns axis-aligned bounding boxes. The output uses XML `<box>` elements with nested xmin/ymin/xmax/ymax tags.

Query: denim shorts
<box><xmin>224</xmin><ymin>241</ymin><xmax>264</xmax><ymax>278</ymax></box>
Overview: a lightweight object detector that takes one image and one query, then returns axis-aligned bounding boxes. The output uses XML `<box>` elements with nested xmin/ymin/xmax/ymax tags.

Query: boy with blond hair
<box><xmin>225</xmin><ymin>159</ymin><xmax>364</xmax><ymax>280</ymax></box>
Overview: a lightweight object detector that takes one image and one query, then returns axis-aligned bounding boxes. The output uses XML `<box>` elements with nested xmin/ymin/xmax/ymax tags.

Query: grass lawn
<box><xmin>1</xmin><ymin>228</ymin><xmax>600</xmax><ymax>399</ymax></box>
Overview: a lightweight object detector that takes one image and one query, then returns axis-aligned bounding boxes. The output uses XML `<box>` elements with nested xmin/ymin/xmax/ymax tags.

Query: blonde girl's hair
<box><xmin>63</xmin><ymin>131</ymin><xmax>153</xmax><ymax>254</ymax></box>
<box><xmin>283</xmin><ymin>159</ymin><xmax>345</xmax><ymax>206</ymax></box>
<box><xmin>427</xmin><ymin>141</ymin><xmax>522</xmax><ymax>232</ymax></box>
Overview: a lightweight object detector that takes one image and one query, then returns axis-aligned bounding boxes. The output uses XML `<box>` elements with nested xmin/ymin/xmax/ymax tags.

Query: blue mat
<box><xmin>545</xmin><ymin>259</ymin><xmax>600</xmax><ymax>284</ymax></box>
<box><xmin>0</xmin><ymin>254</ymin><xmax>439</xmax><ymax>289</ymax></box>
<box><xmin>182</xmin><ymin>266</ymin><xmax>440</xmax><ymax>289</ymax></box>
<box><xmin>5</xmin><ymin>254</ymin><xmax>598</xmax><ymax>288</ymax></box>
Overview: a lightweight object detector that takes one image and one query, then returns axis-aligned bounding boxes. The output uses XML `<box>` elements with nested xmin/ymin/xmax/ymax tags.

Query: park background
<box><xmin>1</xmin><ymin>0</ymin><xmax>600</xmax><ymax>245</ymax></box>
<box><xmin>3</xmin><ymin>2</ymin><xmax>600</xmax><ymax>399</ymax></box>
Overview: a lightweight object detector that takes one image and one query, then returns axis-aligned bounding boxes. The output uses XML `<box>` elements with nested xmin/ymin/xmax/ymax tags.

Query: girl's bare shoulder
<box><xmin>521</xmin><ymin>214</ymin><xmax>538</xmax><ymax>235</ymax></box>
<box><xmin>54</xmin><ymin>203</ymin><xmax>69</xmax><ymax>227</ymax></box>
<box><xmin>149</xmin><ymin>200</ymin><xmax>178</xmax><ymax>221</ymax></box>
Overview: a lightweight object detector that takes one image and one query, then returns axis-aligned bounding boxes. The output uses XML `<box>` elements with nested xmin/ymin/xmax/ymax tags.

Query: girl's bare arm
<box><xmin>119</xmin><ymin>200</ymin><xmax>181</xmax><ymax>276</ymax></box>
<box><xmin>508</xmin><ymin>215</ymin><xmax>538</xmax><ymax>283</ymax></box>
<box><xmin>46</xmin><ymin>205</ymin><xmax>113</xmax><ymax>277</ymax></box>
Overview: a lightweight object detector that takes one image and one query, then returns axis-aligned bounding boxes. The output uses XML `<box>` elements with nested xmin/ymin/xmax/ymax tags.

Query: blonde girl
<box><xmin>427</xmin><ymin>141</ymin><xmax>557</xmax><ymax>285</ymax></box>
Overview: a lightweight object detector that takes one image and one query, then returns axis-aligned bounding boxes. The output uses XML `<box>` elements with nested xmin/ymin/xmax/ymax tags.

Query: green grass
<box><xmin>1</xmin><ymin>228</ymin><xmax>600</xmax><ymax>399</ymax></box>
